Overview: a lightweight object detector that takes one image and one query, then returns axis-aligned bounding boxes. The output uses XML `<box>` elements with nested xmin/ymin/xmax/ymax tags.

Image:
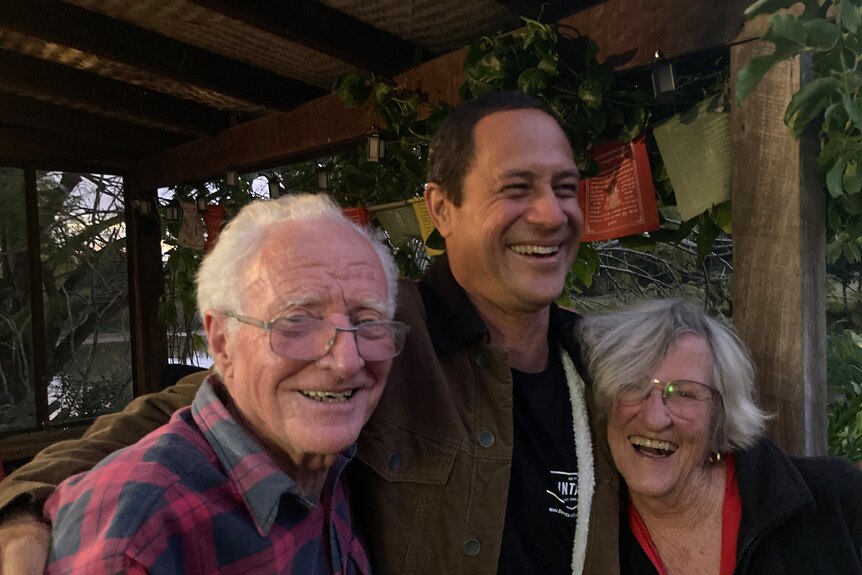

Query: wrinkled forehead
<box><xmin>242</xmin><ymin>220</ymin><xmax>389</xmax><ymax>312</ymax></box>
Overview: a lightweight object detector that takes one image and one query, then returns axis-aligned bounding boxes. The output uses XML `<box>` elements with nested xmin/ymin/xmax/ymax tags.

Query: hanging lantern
<box><xmin>225</xmin><ymin>168</ymin><xmax>238</xmax><ymax>187</ymax></box>
<box><xmin>317</xmin><ymin>167</ymin><xmax>330</xmax><ymax>191</ymax></box>
<box><xmin>165</xmin><ymin>201</ymin><xmax>180</xmax><ymax>222</ymax></box>
<box><xmin>651</xmin><ymin>50</ymin><xmax>677</xmax><ymax>104</ymax></box>
<box><xmin>268</xmin><ymin>175</ymin><xmax>281</xmax><ymax>198</ymax></box>
<box><xmin>367</xmin><ymin>131</ymin><xmax>385</xmax><ymax>163</ymax></box>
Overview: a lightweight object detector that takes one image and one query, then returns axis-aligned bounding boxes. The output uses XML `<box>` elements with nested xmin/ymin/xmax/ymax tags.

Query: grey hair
<box><xmin>196</xmin><ymin>193</ymin><xmax>399</xmax><ymax>323</ymax></box>
<box><xmin>577</xmin><ymin>298</ymin><xmax>769</xmax><ymax>452</ymax></box>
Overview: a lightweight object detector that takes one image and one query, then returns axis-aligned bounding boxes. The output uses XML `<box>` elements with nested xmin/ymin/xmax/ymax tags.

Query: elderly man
<box><xmin>0</xmin><ymin>91</ymin><xmax>618</xmax><ymax>574</ymax></box>
<box><xmin>43</xmin><ymin>194</ymin><xmax>407</xmax><ymax>573</ymax></box>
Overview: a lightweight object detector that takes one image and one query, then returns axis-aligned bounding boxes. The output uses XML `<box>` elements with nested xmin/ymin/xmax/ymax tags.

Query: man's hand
<box><xmin>0</xmin><ymin>507</ymin><xmax>50</xmax><ymax>575</ymax></box>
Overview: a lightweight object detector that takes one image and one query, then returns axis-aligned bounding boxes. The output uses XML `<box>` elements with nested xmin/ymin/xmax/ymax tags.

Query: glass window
<box><xmin>37</xmin><ymin>171</ymin><xmax>132</xmax><ymax>425</ymax></box>
<box><xmin>0</xmin><ymin>168</ymin><xmax>36</xmax><ymax>433</ymax></box>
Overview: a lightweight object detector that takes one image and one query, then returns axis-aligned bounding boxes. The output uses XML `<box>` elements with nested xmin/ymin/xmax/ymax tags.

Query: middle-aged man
<box><xmin>0</xmin><ymin>91</ymin><xmax>618</xmax><ymax>574</ymax></box>
<box><xmin>44</xmin><ymin>194</ymin><xmax>408</xmax><ymax>573</ymax></box>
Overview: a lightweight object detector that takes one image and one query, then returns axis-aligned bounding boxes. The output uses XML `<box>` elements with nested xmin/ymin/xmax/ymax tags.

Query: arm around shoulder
<box><xmin>0</xmin><ymin>370</ymin><xmax>206</xmax><ymax>515</ymax></box>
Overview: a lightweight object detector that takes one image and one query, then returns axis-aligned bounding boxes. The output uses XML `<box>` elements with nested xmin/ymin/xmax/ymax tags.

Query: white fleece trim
<box><xmin>560</xmin><ymin>346</ymin><xmax>594</xmax><ymax>575</ymax></box>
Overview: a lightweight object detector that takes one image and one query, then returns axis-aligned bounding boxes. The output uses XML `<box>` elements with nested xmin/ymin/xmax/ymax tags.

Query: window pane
<box><xmin>38</xmin><ymin>172</ymin><xmax>132</xmax><ymax>424</ymax></box>
<box><xmin>0</xmin><ymin>168</ymin><xmax>37</xmax><ymax>433</ymax></box>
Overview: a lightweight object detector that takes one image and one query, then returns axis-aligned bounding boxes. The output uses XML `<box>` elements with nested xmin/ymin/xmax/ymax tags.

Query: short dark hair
<box><xmin>426</xmin><ymin>91</ymin><xmax>563</xmax><ymax>206</ymax></box>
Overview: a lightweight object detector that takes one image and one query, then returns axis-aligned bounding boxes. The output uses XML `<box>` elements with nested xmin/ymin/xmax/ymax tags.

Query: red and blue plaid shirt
<box><xmin>44</xmin><ymin>376</ymin><xmax>372</xmax><ymax>574</ymax></box>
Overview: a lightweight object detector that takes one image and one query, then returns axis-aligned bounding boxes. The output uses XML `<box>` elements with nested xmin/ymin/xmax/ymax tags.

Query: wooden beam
<box><xmin>558</xmin><ymin>0</ymin><xmax>756</xmax><ymax>70</ymax></box>
<box><xmin>730</xmin><ymin>42</ymin><xmax>826</xmax><ymax>456</ymax></box>
<box><xmin>134</xmin><ymin>0</ymin><xmax>763</xmax><ymax>187</ymax></box>
<box><xmin>494</xmin><ymin>0</ymin><xmax>603</xmax><ymax>22</ymax></box>
<box><xmin>189</xmin><ymin>0</ymin><xmax>427</xmax><ymax>76</ymax></box>
<box><xmin>0</xmin><ymin>93</ymin><xmax>185</xmax><ymax>153</ymax></box>
<box><xmin>0</xmin><ymin>0</ymin><xmax>325</xmax><ymax>112</ymax></box>
<box><xmin>0</xmin><ymin>52</ymin><xmax>227</xmax><ymax>136</ymax></box>
<box><xmin>134</xmin><ymin>47</ymin><xmax>468</xmax><ymax>189</ymax></box>
<box><xmin>0</xmin><ymin>126</ymin><xmax>133</xmax><ymax>172</ymax></box>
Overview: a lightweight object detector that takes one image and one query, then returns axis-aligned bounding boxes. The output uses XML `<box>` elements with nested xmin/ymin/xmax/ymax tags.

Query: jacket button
<box><xmin>387</xmin><ymin>451</ymin><xmax>402</xmax><ymax>471</ymax></box>
<box><xmin>474</xmin><ymin>350</ymin><xmax>490</xmax><ymax>368</ymax></box>
<box><xmin>478</xmin><ymin>431</ymin><xmax>495</xmax><ymax>448</ymax></box>
<box><xmin>464</xmin><ymin>538</ymin><xmax>481</xmax><ymax>556</ymax></box>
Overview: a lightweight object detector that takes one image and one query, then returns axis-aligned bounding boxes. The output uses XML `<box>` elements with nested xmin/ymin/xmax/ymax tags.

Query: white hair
<box><xmin>577</xmin><ymin>298</ymin><xmax>769</xmax><ymax>452</ymax></box>
<box><xmin>196</xmin><ymin>193</ymin><xmax>399</xmax><ymax>323</ymax></box>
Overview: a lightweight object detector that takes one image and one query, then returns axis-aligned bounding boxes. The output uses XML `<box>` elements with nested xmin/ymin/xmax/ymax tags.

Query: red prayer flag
<box><xmin>203</xmin><ymin>204</ymin><xmax>226</xmax><ymax>252</ymax></box>
<box><xmin>577</xmin><ymin>137</ymin><xmax>660</xmax><ymax>242</ymax></box>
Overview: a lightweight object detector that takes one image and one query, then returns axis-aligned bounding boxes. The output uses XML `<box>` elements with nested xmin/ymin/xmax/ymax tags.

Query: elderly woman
<box><xmin>578</xmin><ymin>299</ymin><xmax>862</xmax><ymax>575</ymax></box>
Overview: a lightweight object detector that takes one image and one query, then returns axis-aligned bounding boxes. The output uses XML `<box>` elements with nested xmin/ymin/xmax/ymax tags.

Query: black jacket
<box><xmin>620</xmin><ymin>438</ymin><xmax>862</xmax><ymax>574</ymax></box>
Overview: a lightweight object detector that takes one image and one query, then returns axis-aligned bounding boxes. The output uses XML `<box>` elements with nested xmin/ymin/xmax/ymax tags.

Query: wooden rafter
<box><xmin>0</xmin><ymin>51</ymin><xmax>229</xmax><ymax>136</ymax></box>
<box><xmin>0</xmin><ymin>0</ymin><xmax>325</xmax><ymax>112</ymax></box>
<box><xmin>0</xmin><ymin>93</ymin><xmax>185</xmax><ymax>153</ymax></box>
<box><xmin>493</xmin><ymin>0</ymin><xmax>603</xmax><ymax>22</ymax></box>
<box><xmin>188</xmin><ymin>0</ymin><xmax>428</xmax><ymax>76</ymax></box>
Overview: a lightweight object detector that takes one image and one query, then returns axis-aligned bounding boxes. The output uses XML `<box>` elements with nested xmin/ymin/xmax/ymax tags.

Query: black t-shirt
<box><xmin>497</xmin><ymin>344</ymin><xmax>579</xmax><ymax>574</ymax></box>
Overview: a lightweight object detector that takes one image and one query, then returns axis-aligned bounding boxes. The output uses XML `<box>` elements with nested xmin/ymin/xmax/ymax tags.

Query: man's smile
<box><xmin>508</xmin><ymin>243</ymin><xmax>562</xmax><ymax>256</ymax></box>
<box><xmin>298</xmin><ymin>389</ymin><xmax>357</xmax><ymax>403</ymax></box>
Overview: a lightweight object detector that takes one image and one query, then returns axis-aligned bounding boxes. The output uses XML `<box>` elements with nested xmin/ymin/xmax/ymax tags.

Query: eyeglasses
<box><xmin>223</xmin><ymin>311</ymin><xmax>409</xmax><ymax>362</ymax></box>
<box><xmin>618</xmin><ymin>378</ymin><xmax>722</xmax><ymax>419</ymax></box>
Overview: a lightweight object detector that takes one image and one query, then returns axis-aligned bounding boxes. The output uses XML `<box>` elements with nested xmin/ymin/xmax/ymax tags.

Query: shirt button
<box><xmin>474</xmin><ymin>350</ymin><xmax>490</xmax><ymax>368</ymax></box>
<box><xmin>387</xmin><ymin>451</ymin><xmax>402</xmax><ymax>471</ymax></box>
<box><xmin>478</xmin><ymin>431</ymin><xmax>495</xmax><ymax>448</ymax></box>
<box><xmin>464</xmin><ymin>538</ymin><xmax>481</xmax><ymax>556</ymax></box>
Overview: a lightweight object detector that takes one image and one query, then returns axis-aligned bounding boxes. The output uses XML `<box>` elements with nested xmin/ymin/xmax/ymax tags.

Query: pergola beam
<box><xmin>0</xmin><ymin>52</ymin><xmax>229</xmax><ymax>136</ymax></box>
<box><xmin>0</xmin><ymin>93</ymin><xmax>185</xmax><ymax>153</ymax></box>
<box><xmin>0</xmin><ymin>0</ymin><xmax>325</xmax><ymax>112</ymax></box>
<box><xmin>188</xmin><ymin>0</ymin><xmax>427</xmax><ymax>76</ymax></box>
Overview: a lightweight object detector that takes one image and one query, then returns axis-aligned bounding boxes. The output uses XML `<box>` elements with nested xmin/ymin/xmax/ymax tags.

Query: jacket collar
<box><xmin>418</xmin><ymin>253</ymin><xmax>584</xmax><ymax>369</ymax></box>
<box><xmin>734</xmin><ymin>438</ymin><xmax>814</xmax><ymax>551</ymax></box>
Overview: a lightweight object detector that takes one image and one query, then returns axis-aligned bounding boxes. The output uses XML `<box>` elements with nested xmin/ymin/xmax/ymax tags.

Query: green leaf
<box><xmin>763</xmin><ymin>15</ymin><xmax>809</xmax><ymax>57</ymax></box>
<box><xmin>571</xmin><ymin>243</ymin><xmax>600</xmax><ymax>288</ymax></box>
<box><xmin>802</xmin><ymin>19</ymin><xmax>840</xmax><ymax>51</ymax></box>
<box><xmin>538</xmin><ymin>53</ymin><xmax>559</xmax><ymax>75</ymax></box>
<box><xmin>828</xmin><ymin>158</ymin><xmax>849</xmax><ymax>197</ymax></box>
<box><xmin>517</xmin><ymin>68</ymin><xmax>547</xmax><ymax>94</ymax></box>
<box><xmin>710</xmin><ymin>201</ymin><xmax>733</xmax><ymax>234</ymax></box>
<box><xmin>373</xmin><ymin>82</ymin><xmax>394</xmax><ymax>105</ymax></box>
<box><xmin>839</xmin><ymin>0</ymin><xmax>862</xmax><ymax>33</ymax></box>
<box><xmin>696</xmin><ymin>217</ymin><xmax>721</xmax><ymax>266</ymax></box>
<box><xmin>744</xmin><ymin>0</ymin><xmax>801</xmax><ymax>19</ymax></box>
<box><xmin>578</xmin><ymin>78</ymin><xmax>603</xmax><ymax>109</ymax></box>
<box><xmin>845</xmin><ymin>160</ymin><xmax>862</xmax><ymax>196</ymax></box>
<box><xmin>618</xmin><ymin>106</ymin><xmax>646</xmax><ymax>142</ymax></box>
<box><xmin>784</xmin><ymin>76</ymin><xmax>842</xmax><ymax>137</ymax></box>
<box><xmin>332</xmin><ymin>74</ymin><xmax>372</xmax><ymax>107</ymax></box>
<box><xmin>736</xmin><ymin>54</ymin><xmax>778</xmax><ymax>103</ymax></box>
<box><xmin>845</xmin><ymin>95</ymin><xmax>862</xmax><ymax>128</ymax></box>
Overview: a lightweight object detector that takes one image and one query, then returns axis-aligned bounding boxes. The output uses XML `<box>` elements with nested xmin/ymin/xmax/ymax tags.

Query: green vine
<box><xmin>334</xmin><ymin>19</ymin><xmax>733</xmax><ymax>288</ymax></box>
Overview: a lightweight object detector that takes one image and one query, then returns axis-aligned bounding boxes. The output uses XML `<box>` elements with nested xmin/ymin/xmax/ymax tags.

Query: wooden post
<box><xmin>730</xmin><ymin>41</ymin><xmax>826</xmax><ymax>455</ymax></box>
<box><xmin>124</xmin><ymin>176</ymin><xmax>168</xmax><ymax>395</ymax></box>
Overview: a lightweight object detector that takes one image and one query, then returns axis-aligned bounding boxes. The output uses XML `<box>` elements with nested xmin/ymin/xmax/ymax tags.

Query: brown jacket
<box><xmin>0</xmin><ymin>257</ymin><xmax>619</xmax><ymax>574</ymax></box>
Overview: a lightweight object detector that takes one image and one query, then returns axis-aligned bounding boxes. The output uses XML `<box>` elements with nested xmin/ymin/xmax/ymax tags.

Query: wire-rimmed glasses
<box><xmin>618</xmin><ymin>378</ymin><xmax>722</xmax><ymax>419</ymax></box>
<box><xmin>223</xmin><ymin>311</ymin><xmax>409</xmax><ymax>362</ymax></box>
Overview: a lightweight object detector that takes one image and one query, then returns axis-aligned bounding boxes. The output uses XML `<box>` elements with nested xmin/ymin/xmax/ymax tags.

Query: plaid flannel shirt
<box><xmin>44</xmin><ymin>376</ymin><xmax>371</xmax><ymax>574</ymax></box>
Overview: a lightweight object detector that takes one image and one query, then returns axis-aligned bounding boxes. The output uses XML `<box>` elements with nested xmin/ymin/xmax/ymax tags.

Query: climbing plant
<box><xmin>334</xmin><ymin>19</ymin><xmax>734</xmax><ymax>300</ymax></box>
<box><xmin>736</xmin><ymin>0</ymin><xmax>862</xmax><ymax>265</ymax></box>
